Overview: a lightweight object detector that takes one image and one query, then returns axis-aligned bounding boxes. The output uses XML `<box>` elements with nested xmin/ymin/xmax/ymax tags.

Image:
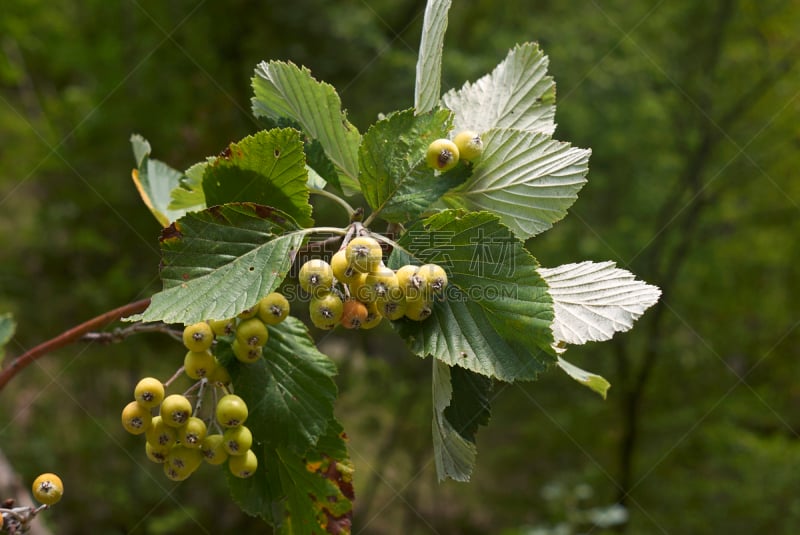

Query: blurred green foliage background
<box><xmin>1</xmin><ymin>0</ymin><xmax>798</xmax><ymax>533</ymax></box>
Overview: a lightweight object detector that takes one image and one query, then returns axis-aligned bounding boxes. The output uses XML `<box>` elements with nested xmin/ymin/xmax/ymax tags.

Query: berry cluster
<box><xmin>426</xmin><ymin>130</ymin><xmax>484</xmax><ymax>172</ymax></box>
<box><xmin>119</xmin><ymin>294</ymin><xmax>289</xmax><ymax>481</ymax></box>
<box><xmin>298</xmin><ymin>235</ymin><xmax>449</xmax><ymax>330</ymax></box>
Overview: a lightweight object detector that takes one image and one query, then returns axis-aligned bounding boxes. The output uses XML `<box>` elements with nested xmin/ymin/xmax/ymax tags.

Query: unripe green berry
<box><xmin>426</xmin><ymin>138</ymin><xmax>460</xmax><ymax>171</ymax></box>
<box><xmin>208</xmin><ymin>318</ymin><xmax>235</xmax><ymax>337</ymax></box>
<box><xmin>178</xmin><ymin>417</ymin><xmax>208</xmax><ymax>448</ymax></box>
<box><xmin>360</xmin><ymin>302</ymin><xmax>383</xmax><ymax>330</ymax></box>
<box><xmin>216</xmin><ymin>394</ymin><xmax>248</xmax><ymax>428</ymax></box>
<box><xmin>182</xmin><ymin>322</ymin><xmax>214</xmax><ymax>352</ymax></box>
<box><xmin>223</xmin><ymin>425</ymin><xmax>253</xmax><ymax>456</ymax></box>
<box><xmin>362</xmin><ymin>267</ymin><xmax>399</xmax><ymax>303</ymax></box>
<box><xmin>145</xmin><ymin>442</ymin><xmax>170</xmax><ymax>464</ymax></box>
<box><xmin>200</xmin><ymin>434</ymin><xmax>229</xmax><ymax>465</ymax></box>
<box><xmin>257</xmin><ymin>292</ymin><xmax>290</xmax><ymax>325</ymax></box>
<box><xmin>228</xmin><ymin>449</ymin><xmax>258</xmax><ymax>478</ymax></box>
<box><xmin>453</xmin><ymin>130</ymin><xmax>484</xmax><ymax>161</ymax></box>
<box><xmin>31</xmin><ymin>473</ymin><xmax>63</xmax><ymax>506</ymax></box>
<box><xmin>417</xmin><ymin>263</ymin><xmax>448</xmax><ymax>295</ymax></box>
<box><xmin>183</xmin><ymin>350</ymin><xmax>216</xmax><ymax>380</ymax></box>
<box><xmin>345</xmin><ymin>236</ymin><xmax>383</xmax><ymax>273</ymax></box>
<box><xmin>160</xmin><ymin>394</ymin><xmax>192</xmax><ymax>428</ymax></box>
<box><xmin>134</xmin><ymin>377</ymin><xmax>165</xmax><ymax>409</ymax></box>
<box><xmin>122</xmin><ymin>401</ymin><xmax>152</xmax><ymax>435</ymax></box>
<box><xmin>309</xmin><ymin>293</ymin><xmax>344</xmax><ymax>330</ymax></box>
<box><xmin>236</xmin><ymin>317</ymin><xmax>269</xmax><ymax>347</ymax></box>
<box><xmin>405</xmin><ymin>295</ymin><xmax>434</xmax><ymax>321</ymax></box>
<box><xmin>331</xmin><ymin>250</ymin><xmax>360</xmax><ymax>284</ymax></box>
<box><xmin>146</xmin><ymin>415</ymin><xmax>177</xmax><ymax>448</ymax></box>
<box><xmin>298</xmin><ymin>259</ymin><xmax>333</xmax><ymax>296</ymax></box>
<box><xmin>232</xmin><ymin>339</ymin><xmax>263</xmax><ymax>363</ymax></box>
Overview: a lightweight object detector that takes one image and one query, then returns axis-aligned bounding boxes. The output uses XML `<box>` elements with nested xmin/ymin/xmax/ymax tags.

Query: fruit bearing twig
<box><xmin>0</xmin><ymin>298</ymin><xmax>152</xmax><ymax>391</ymax></box>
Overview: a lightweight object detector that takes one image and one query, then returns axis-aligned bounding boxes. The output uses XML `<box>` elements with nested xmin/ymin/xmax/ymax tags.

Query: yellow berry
<box><xmin>453</xmin><ymin>130</ymin><xmax>484</xmax><ymax>161</ymax></box>
<box><xmin>345</xmin><ymin>236</ymin><xmax>383</xmax><ymax>273</ymax></box>
<box><xmin>182</xmin><ymin>322</ymin><xmax>214</xmax><ymax>352</ymax></box>
<box><xmin>32</xmin><ymin>473</ymin><xmax>63</xmax><ymax>505</ymax></box>
<box><xmin>183</xmin><ymin>350</ymin><xmax>216</xmax><ymax>380</ymax></box>
<box><xmin>134</xmin><ymin>377</ymin><xmax>165</xmax><ymax>409</ymax></box>
<box><xmin>426</xmin><ymin>138</ymin><xmax>459</xmax><ymax>171</ymax></box>
<box><xmin>257</xmin><ymin>293</ymin><xmax>290</xmax><ymax>325</ymax></box>
<box><xmin>121</xmin><ymin>401</ymin><xmax>152</xmax><ymax>435</ymax></box>
<box><xmin>229</xmin><ymin>449</ymin><xmax>258</xmax><ymax>478</ymax></box>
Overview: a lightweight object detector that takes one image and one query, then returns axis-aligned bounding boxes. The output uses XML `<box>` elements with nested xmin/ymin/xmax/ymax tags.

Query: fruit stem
<box><xmin>194</xmin><ymin>377</ymin><xmax>208</xmax><ymax>415</ymax></box>
<box><xmin>164</xmin><ymin>366</ymin><xmax>185</xmax><ymax>388</ymax></box>
<box><xmin>0</xmin><ymin>298</ymin><xmax>151</xmax><ymax>391</ymax></box>
<box><xmin>308</xmin><ymin>186</ymin><xmax>356</xmax><ymax>219</ymax></box>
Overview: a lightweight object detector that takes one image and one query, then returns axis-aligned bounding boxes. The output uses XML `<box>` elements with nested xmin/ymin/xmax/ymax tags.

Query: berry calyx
<box><xmin>178</xmin><ymin>417</ymin><xmax>208</xmax><ymax>448</ymax></box>
<box><xmin>340</xmin><ymin>300</ymin><xmax>368</xmax><ymax>329</ymax></box>
<box><xmin>417</xmin><ymin>263</ymin><xmax>448</xmax><ymax>295</ymax></box>
<box><xmin>362</xmin><ymin>267</ymin><xmax>399</xmax><ymax>302</ymax></box>
<box><xmin>200</xmin><ymin>434</ymin><xmax>229</xmax><ymax>465</ymax></box>
<box><xmin>298</xmin><ymin>259</ymin><xmax>333</xmax><ymax>296</ymax></box>
<box><xmin>134</xmin><ymin>377</ymin><xmax>165</xmax><ymax>409</ymax></box>
<box><xmin>160</xmin><ymin>394</ymin><xmax>193</xmax><ymax>427</ymax></box>
<box><xmin>183</xmin><ymin>350</ymin><xmax>216</xmax><ymax>379</ymax></box>
<box><xmin>426</xmin><ymin>138</ymin><xmax>460</xmax><ymax>172</ymax></box>
<box><xmin>346</xmin><ymin>236</ymin><xmax>383</xmax><ymax>273</ymax></box>
<box><xmin>236</xmin><ymin>317</ymin><xmax>269</xmax><ymax>347</ymax></box>
<box><xmin>216</xmin><ymin>394</ymin><xmax>248</xmax><ymax>428</ymax></box>
<box><xmin>31</xmin><ymin>473</ymin><xmax>64</xmax><ymax>505</ymax></box>
<box><xmin>223</xmin><ymin>425</ymin><xmax>253</xmax><ymax>456</ymax></box>
<box><xmin>146</xmin><ymin>416</ymin><xmax>177</xmax><ymax>448</ymax></box>
<box><xmin>257</xmin><ymin>292</ymin><xmax>290</xmax><ymax>325</ymax></box>
<box><xmin>122</xmin><ymin>401</ymin><xmax>152</xmax><ymax>435</ymax></box>
<box><xmin>453</xmin><ymin>130</ymin><xmax>484</xmax><ymax>161</ymax></box>
<box><xmin>182</xmin><ymin>322</ymin><xmax>214</xmax><ymax>352</ymax></box>
<box><xmin>228</xmin><ymin>449</ymin><xmax>258</xmax><ymax>478</ymax></box>
<box><xmin>309</xmin><ymin>293</ymin><xmax>344</xmax><ymax>330</ymax></box>
<box><xmin>232</xmin><ymin>339</ymin><xmax>263</xmax><ymax>363</ymax></box>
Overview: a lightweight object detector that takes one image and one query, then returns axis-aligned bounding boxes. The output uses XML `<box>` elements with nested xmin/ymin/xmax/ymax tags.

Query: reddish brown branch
<box><xmin>0</xmin><ymin>298</ymin><xmax>151</xmax><ymax>391</ymax></box>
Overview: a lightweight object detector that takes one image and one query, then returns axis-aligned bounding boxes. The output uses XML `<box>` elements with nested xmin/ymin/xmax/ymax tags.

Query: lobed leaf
<box><xmin>415</xmin><ymin>0</ymin><xmax>452</xmax><ymax>114</ymax></box>
<box><xmin>202</xmin><ymin>129</ymin><xmax>313</xmax><ymax>228</ymax></box>
<box><xmin>537</xmin><ymin>261</ymin><xmax>662</xmax><ymax>345</ymax></box>
<box><xmin>442</xmin><ymin>42</ymin><xmax>556</xmax><ymax>136</ymax></box>
<box><xmin>359</xmin><ymin>109</ymin><xmax>467</xmax><ymax>223</ymax></box>
<box><xmin>136</xmin><ymin>203</ymin><xmax>303</xmax><ymax>324</ymax></box>
<box><xmin>252</xmin><ymin>61</ymin><xmax>361</xmax><ymax>195</ymax></box>
<box><xmin>389</xmin><ymin>210</ymin><xmax>556</xmax><ymax>382</ymax></box>
<box><xmin>442</xmin><ymin>128</ymin><xmax>590</xmax><ymax>239</ymax></box>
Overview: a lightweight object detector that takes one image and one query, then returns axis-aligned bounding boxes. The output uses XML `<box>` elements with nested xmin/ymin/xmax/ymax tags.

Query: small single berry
<box><xmin>426</xmin><ymin>138</ymin><xmax>460</xmax><ymax>171</ymax></box>
<box><xmin>31</xmin><ymin>473</ymin><xmax>64</xmax><ymax>506</ymax></box>
<box><xmin>345</xmin><ymin>236</ymin><xmax>383</xmax><ymax>274</ymax></box>
<box><xmin>122</xmin><ymin>401</ymin><xmax>152</xmax><ymax>435</ymax></box>
<box><xmin>228</xmin><ymin>449</ymin><xmax>258</xmax><ymax>478</ymax></box>
<box><xmin>146</xmin><ymin>416</ymin><xmax>177</xmax><ymax>448</ymax></box>
<box><xmin>178</xmin><ymin>417</ymin><xmax>208</xmax><ymax>448</ymax></box>
<box><xmin>145</xmin><ymin>442</ymin><xmax>170</xmax><ymax>464</ymax></box>
<box><xmin>183</xmin><ymin>350</ymin><xmax>216</xmax><ymax>380</ymax></box>
<box><xmin>223</xmin><ymin>426</ymin><xmax>253</xmax><ymax>456</ymax></box>
<box><xmin>257</xmin><ymin>293</ymin><xmax>290</xmax><ymax>325</ymax></box>
<box><xmin>216</xmin><ymin>394</ymin><xmax>248</xmax><ymax>428</ymax></box>
<box><xmin>405</xmin><ymin>295</ymin><xmax>434</xmax><ymax>321</ymax></box>
<box><xmin>331</xmin><ymin>250</ymin><xmax>360</xmax><ymax>284</ymax></box>
<box><xmin>298</xmin><ymin>259</ymin><xmax>333</xmax><ymax>296</ymax></box>
<box><xmin>232</xmin><ymin>339</ymin><xmax>263</xmax><ymax>363</ymax></box>
<box><xmin>160</xmin><ymin>395</ymin><xmax>192</xmax><ymax>428</ymax></box>
<box><xmin>340</xmin><ymin>300</ymin><xmax>368</xmax><ymax>329</ymax></box>
<box><xmin>200</xmin><ymin>434</ymin><xmax>229</xmax><ymax>465</ymax></box>
<box><xmin>236</xmin><ymin>317</ymin><xmax>269</xmax><ymax>347</ymax></box>
<box><xmin>208</xmin><ymin>318</ymin><xmax>235</xmax><ymax>337</ymax></box>
<box><xmin>453</xmin><ymin>130</ymin><xmax>484</xmax><ymax>161</ymax></box>
<box><xmin>182</xmin><ymin>322</ymin><xmax>214</xmax><ymax>352</ymax></box>
<box><xmin>309</xmin><ymin>294</ymin><xmax>344</xmax><ymax>330</ymax></box>
<box><xmin>134</xmin><ymin>377</ymin><xmax>165</xmax><ymax>409</ymax></box>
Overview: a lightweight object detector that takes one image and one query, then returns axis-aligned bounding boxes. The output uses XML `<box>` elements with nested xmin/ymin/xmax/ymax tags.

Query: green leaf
<box><xmin>538</xmin><ymin>261</ymin><xmax>661</xmax><ymax>345</ymax></box>
<box><xmin>557</xmin><ymin>357</ymin><xmax>611</xmax><ymax>400</ymax></box>
<box><xmin>252</xmin><ymin>61</ymin><xmax>361</xmax><ymax>196</ymax></box>
<box><xmin>168</xmin><ymin>160</ymin><xmax>207</xmax><ymax>212</ymax></box>
<box><xmin>202</xmin><ymin>129</ymin><xmax>313</xmax><ymax>228</ymax></box>
<box><xmin>0</xmin><ymin>313</ymin><xmax>16</xmax><ymax>362</ymax></box>
<box><xmin>415</xmin><ymin>0</ymin><xmax>452</xmax><ymax>114</ymax></box>
<box><xmin>432</xmin><ymin>360</ymin><xmax>492</xmax><ymax>482</ymax></box>
<box><xmin>130</xmin><ymin>134</ymin><xmax>189</xmax><ymax>227</ymax></box>
<box><xmin>276</xmin><ymin>426</ymin><xmax>354</xmax><ymax>535</ymax></box>
<box><xmin>226</xmin><ymin>443</ymin><xmax>284</xmax><ymax>525</ymax></box>
<box><xmin>359</xmin><ymin>109</ymin><xmax>467</xmax><ymax>223</ymax></box>
<box><xmin>442</xmin><ymin>128</ymin><xmax>590</xmax><ymax>239</ymax></box>
<box><xmin>442</xmin><ymin>43</ymin><xmax>556</xmax><ymax>136</ymax></box>
<box><xmin>224</xmin><ymin>316</ymin><xmax>338</xmax><ymax>453</ymax></box>
<box><xmin>136</xmin><ymin>203</ymin><xmax>304</xmax><ymax>324</ymax></box>
<box><xmin>390</xmin><ymin>210</ymin><xmax>556</xmax><ymax>381</ymax></box>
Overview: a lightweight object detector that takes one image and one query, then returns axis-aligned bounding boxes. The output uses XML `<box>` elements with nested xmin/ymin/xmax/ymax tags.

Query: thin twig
<box><xmin>79</xmin><ymin>322</ymin><xmax>182</xmax><ymax>344</ymax></box>
<box><xmin>0</xmin><ymin>298</ymin><xmax>151</xmax><ymax>391</ymax></box>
